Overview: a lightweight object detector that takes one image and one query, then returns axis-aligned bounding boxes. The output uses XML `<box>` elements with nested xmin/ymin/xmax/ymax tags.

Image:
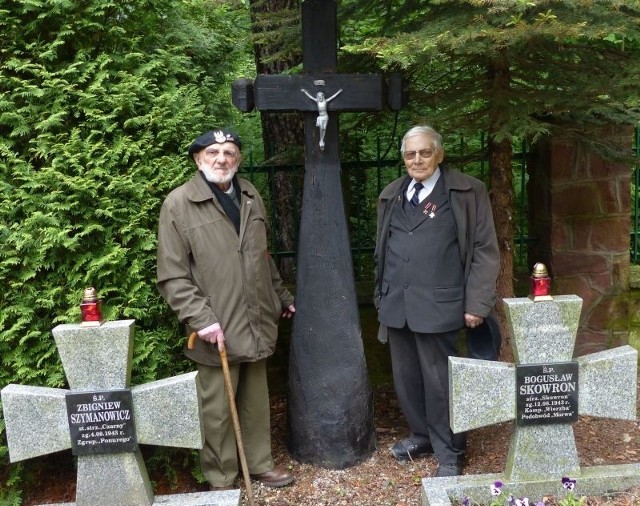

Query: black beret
<box><xmin>188</xmin><ymin>129</ymin><xmax>242</xmax><ymax>159</ymax></box>
<box><xmin>466</xmin><ymin>315</ymin><xmax>502</xmax><ymax>361</ymax></box>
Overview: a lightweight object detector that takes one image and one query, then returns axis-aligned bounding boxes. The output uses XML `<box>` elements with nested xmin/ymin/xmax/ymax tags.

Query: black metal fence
<box><xmin>240</xmin><ymin>129</ymin><xmax>640</xmax><ymax>281</ymax></box>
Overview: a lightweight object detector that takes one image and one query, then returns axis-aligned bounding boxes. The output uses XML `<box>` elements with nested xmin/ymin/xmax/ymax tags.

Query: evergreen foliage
<box><xmin>0</xmin><ymin>0</ymin><xmax>249</xmax><ymax>495</ymax></box>
<box><xmin>342</xmin><ymin>0</ymin><xmax>640</xmax><ymax>155</ymax></box>
<box><xmin>340</xmin><ymin>0</ymin><xmax>640</xmax><ymax>302</ymax></box>
<box><xmin>3</xmin><ymin>0</ymin><xmax>640</xmax><ymax>498</ymax></box>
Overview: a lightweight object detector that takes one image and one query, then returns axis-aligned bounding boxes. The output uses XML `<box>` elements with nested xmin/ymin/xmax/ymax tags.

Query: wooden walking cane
<box><xmin>188</xmin><ymin>332</ymin><xmax>255</xmax><ymax>506</ymax></box>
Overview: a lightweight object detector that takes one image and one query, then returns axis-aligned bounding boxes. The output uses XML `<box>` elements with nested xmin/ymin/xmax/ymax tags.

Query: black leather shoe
<box><xmin>250</xmin><ymin>465</ymin><xmax>294</xmax><ymax>487</ymax></box>
<box><xmin>435</xmin><ymin>463</ymin><xmax>461</xmax><ymax>477</ymax></box>
<box><xmin>391</xmin><ymin>438</ymin><xmax>433</xmax><ymax>462</ymax></box>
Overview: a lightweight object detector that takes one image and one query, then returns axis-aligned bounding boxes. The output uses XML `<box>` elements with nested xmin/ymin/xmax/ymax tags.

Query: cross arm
<box><xmin>577</xmin><ymin>345</ymin><xmax>637</xmax><ymax>420</ymax></box>
<box><xmin>1</xmin><ymin>384</ymin><xmax>71</xmax><ymax>462</ymax></box>
<box><xmin>132</xmin><ymin>371</ymin><xmax>203</xmax><ymax>449</ymax></box>
<box><xmin>449</xmin><ymin>356</ymin><xmax>516</xmax><ymax>433</ymax></box>
<box><xmin>233</xmin><ymin>74</ymin><xmax>385</xmax><ymax>113</ymax></box>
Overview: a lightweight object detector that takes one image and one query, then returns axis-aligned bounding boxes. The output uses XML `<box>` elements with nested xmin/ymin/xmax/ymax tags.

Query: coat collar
<box><xmin>185</xmin><ymin>171</ymin><xmax>255</xmax><ymax>203</ymax></box>
<box><xmin>442</xmin><ymin>166</ymin><xmax>473</xmax><ymax>191</ymax></box>
<box><xmin>183</xmin><ymin>172</ymin><xmax>257</xmax><ymax>242</ymax></box>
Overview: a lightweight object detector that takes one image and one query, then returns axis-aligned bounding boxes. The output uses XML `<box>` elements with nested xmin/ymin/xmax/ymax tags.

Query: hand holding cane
<box><xmin>188</xmin><ymin>332</ymin><xmax>255</xmax><ymax>506</ymax></box>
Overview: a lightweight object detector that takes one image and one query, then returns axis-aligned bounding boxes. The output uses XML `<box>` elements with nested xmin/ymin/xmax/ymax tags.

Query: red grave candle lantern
<box><xmin>529</xmin><ymin>262</ymin><xmax>553</xmax><ymax>302</ymax></box>
<box><xmin>80</xmin><ymin>287</ymin><xmax>103</xmax><ymax>326</ymax></box>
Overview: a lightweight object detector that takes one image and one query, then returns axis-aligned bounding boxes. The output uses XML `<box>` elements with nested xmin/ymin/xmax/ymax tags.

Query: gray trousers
<box><xmin>388</xmin><ymin>326</ymin><xmax>466</xmax><ymax>465</ymax></box>
<box><xmin>197</xmin><ymin>359</ymin><xmax>274</xmax><ymax>487</ymax></box>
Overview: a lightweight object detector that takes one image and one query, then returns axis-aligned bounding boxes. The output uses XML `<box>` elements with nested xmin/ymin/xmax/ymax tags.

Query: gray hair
<box><xmin>400</xmin><ymin>125</ymin><xmax>443</xmax><ymax>156</ymax></box>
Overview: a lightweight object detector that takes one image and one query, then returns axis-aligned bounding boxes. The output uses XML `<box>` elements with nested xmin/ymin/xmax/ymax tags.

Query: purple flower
<box><xmin>536</xmin><ymin>502</ymin><xmax>545</xmax><ymax>506</ymax></box>
<box><xmin>508</xmin><ymin>494</ymin><xmax>516</xmax><ymax>506</ymax></box>
<box><xmin>515</xmin><ymin>498</ymin><xmax>530</xmax><ymax>506</ymax></box>
<box><xmin>561</xmin><ymin>476</ymin><xmax>576</xmax><ymax>491</ymax></box>
<box><xmin>491</xmin><ymin>481</ymin><xmax>504</xmax><ymax>496</ymax></box>
<box><xmin>463</xmin><ymin>497</ymin><xmax>471</xmax><ymax>506</ymax></box>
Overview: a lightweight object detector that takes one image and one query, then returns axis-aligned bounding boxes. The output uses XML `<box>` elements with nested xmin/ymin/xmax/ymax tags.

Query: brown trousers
<box><xmin>196</xmin><ymin>359</ymin><xmax>274</xmax><ymax>487</ymax></box>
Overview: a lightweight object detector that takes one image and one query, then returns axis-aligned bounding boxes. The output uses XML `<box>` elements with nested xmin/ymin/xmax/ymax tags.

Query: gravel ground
<box><xmin>21</xmin><ymin>383</ymin><xmax>640</xmax><ymax>505</ymax></box>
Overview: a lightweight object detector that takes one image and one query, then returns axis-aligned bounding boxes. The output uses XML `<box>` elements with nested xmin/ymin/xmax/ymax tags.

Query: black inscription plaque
<box><xmin>65</xmin><ymin>389</ymin><xmax>137</xmax><ymax>455</ymax></box>
<box><xmin>516</xmin><ymin>362</ymin><xmax>579</xmax><ymax>426</ymax></box>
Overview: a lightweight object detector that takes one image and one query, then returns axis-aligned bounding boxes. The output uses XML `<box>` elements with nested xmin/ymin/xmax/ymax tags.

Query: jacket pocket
<box><xmin>434</xmin><ymin>286</ymin><xmax>463</xmax><ymax>302</ymax></box>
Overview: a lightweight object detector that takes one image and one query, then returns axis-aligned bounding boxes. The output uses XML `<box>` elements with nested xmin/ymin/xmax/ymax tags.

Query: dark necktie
<box><xmin>410</xmin><ymin>182</ymin><xmax>424</xmax><ymax>207</ymax></box>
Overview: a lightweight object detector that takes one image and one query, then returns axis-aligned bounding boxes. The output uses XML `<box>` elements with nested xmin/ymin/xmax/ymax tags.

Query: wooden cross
<box><xmin>232</xmin><ymin>0</ymin><xmax>405</xmax><ymax>468</ymax></box>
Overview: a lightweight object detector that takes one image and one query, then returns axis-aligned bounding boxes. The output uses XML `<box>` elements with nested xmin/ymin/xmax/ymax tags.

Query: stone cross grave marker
<box><xmin>0</xmin><ymin>320</ymin><xmax>232</xmax><ymax>506</ymax></box>
<box><xmin>231</xmin><ymin>0</ymin><xmax>405</xmax><ymax>468</ymax></box>
<box><xmin>449</xmin><ymin>295</ymin><xmax>637</xmax><ymax>482</ymax></box>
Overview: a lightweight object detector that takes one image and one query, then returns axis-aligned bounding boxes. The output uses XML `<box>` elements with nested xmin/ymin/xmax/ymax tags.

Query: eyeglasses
<box><xmin>204</xmin><ymin>148</ymin><xmax>238</xmax><ymax>159</ymax></box>
<box><xmin>403</xmin><ymin>149</ymin><xmax>435</xmax><ymax>160</ymax></box>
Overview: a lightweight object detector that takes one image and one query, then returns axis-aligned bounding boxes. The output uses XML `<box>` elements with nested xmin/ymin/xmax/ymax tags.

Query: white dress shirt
<box><xmin>406</xmin><ymin>167</ymin><xmax>441</xmax><ymax>204</ymax></box>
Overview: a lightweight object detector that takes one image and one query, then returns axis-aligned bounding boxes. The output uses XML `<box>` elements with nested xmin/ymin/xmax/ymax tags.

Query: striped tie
<box><xmin>410</xmin><ymin>182</ymin><xmax>424</xmax><ymax>207</ymax></box>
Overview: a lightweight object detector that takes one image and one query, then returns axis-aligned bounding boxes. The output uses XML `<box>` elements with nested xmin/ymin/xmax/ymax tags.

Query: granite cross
<box><xmin>448</xmin><ymin>295</ymin><xmax>638</xmax><ymax>482</ymax></box>
<box><xmin>0</xmin><ymin>320</ymin><xmax>217</xmax><ymax>506</ymax></box>
<box><xmin>231</xmin><ymin>0</ymin><xmax>405</xmax><ymax>468</ymax></box>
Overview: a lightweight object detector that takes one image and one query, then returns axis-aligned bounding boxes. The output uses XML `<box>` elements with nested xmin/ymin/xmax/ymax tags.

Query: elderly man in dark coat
<box><xmin>374</xmin><ymin>125</ymin><xmax>499</xmax><ymax>477</ymax></box>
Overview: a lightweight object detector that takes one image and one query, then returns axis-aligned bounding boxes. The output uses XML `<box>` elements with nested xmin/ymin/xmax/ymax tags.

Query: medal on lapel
<box><xmin>423</xmin><ymin>201</ymin><xmax>437</xmax><ymax>218</ymax></box>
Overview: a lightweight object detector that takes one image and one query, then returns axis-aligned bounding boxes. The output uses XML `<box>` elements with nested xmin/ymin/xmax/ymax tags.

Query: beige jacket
<box><xmin>157</xmin><ymin>172</ymin><xmax>294</xmax><ymax>366</ymax></box>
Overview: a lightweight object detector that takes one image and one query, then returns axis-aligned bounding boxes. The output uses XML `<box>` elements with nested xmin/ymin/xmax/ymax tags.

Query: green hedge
<box><xmin>0</xmin><ymin>0</ymin><xmax>250</xmax><ymax>499</ymax></box>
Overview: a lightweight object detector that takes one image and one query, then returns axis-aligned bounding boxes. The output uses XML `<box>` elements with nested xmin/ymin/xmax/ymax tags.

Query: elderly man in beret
<box><xmin>157</xmin><ymin>129</ymin><xmax>296</xmax><ymax>489</ymax></box>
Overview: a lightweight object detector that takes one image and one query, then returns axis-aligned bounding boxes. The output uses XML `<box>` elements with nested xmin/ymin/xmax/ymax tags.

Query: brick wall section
<box><xmin>528</xmin><ymin>126</ymin><xmax>633</xmax><ymax>356</ymax></box>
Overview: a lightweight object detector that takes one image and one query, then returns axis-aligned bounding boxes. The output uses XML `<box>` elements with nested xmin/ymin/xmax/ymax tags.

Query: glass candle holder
<box><xmin>529</xmin><ymin>263</ymin><xmax>553</xmax><ymax>302</ymax></box>
<box><xmin>80</xmin><ymin>287</ymin><xmax>103</xmax><ymax>326</ymax></box>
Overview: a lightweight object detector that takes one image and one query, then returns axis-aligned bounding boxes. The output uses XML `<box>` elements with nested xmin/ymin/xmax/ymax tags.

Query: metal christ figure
<box><xmin>300</xmin><ymin>88</ymin><xmax>343</xmax><ymax>150</ymax></box>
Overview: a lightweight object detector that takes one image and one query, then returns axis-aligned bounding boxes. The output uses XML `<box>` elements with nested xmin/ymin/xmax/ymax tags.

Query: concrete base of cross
<box><xmin>34</xmin><ymin>489</ymin><xmax>241</xmax><ymax>506</ymax></box>
<box><xmin>422</xmin><ymin>463</ymin><xmax>640</xmax><ymax>506</ymax></box>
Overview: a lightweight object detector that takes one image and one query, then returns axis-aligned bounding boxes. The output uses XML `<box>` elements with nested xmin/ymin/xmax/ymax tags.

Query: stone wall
<box><xmin>527</xmin><ymin>126</ymin><xmax>633</xmax><ymax>356</ymax></box>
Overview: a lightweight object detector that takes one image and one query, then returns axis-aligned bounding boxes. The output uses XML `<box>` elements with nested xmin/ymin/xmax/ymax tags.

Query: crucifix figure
<box><xmin>301</xmin><ymin>84</ymin><xmax>343</xmax><ymax>150</ymax></box>
<box><xmin>232</xmin><ymin>0</ymin><xmax>405</xmax><ymax>468</ymax></box>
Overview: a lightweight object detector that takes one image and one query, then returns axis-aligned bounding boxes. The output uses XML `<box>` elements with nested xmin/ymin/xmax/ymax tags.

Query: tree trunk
<box><xmin>487</xmin><ymin>53</ymin><xmax>516</xmax><ymax>360</ymax></box>
<box><xmin>489</xmin><ymin>136</ymin><xmax>515</xmax><ymax>359</ymax></box>
<box><xmin>249</xmin><ymin>0</ymin><xmax>304</xmax><ymax>282</ymax></box>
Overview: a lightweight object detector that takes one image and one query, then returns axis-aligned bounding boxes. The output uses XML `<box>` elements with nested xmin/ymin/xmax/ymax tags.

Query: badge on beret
<box><xmin>188</xmin><ymin>129</ymin><xmax>242</xmax><ymax>159</ymax></box>
<box><xmin>214</xmin><ymin>130</ymin><xmax>229</xmax><ymax>143</ymax></box>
